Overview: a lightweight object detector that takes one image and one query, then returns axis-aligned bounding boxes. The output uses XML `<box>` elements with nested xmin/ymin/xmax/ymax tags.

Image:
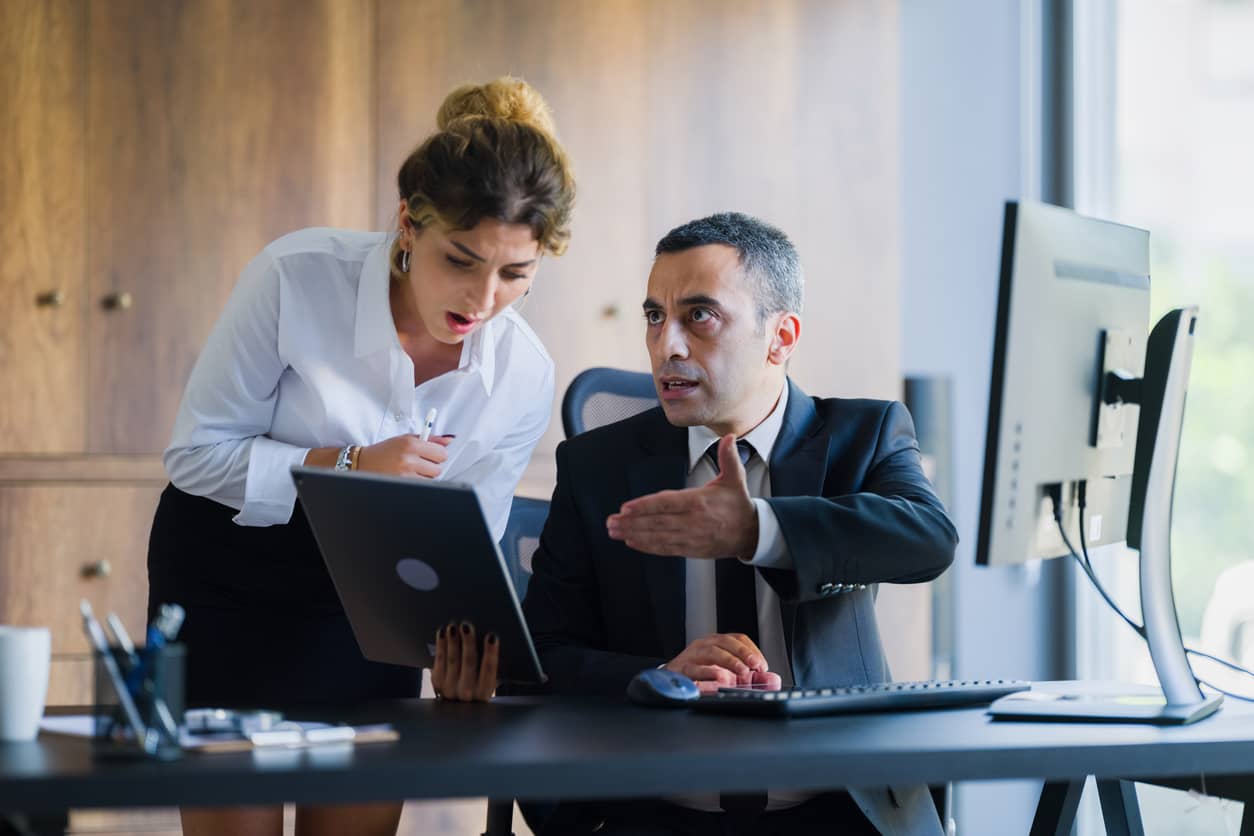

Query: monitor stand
<box><xmin>990</xmin><ymin>307</ymin><xmax>1222</xmax><ymax>725</ymax></box>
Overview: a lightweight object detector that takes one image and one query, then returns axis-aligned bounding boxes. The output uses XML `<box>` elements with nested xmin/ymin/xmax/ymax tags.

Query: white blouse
<box><xmin>164</xmin><ymin>227</ymin><xmax>555</xmax><ymax>540</ymax></box>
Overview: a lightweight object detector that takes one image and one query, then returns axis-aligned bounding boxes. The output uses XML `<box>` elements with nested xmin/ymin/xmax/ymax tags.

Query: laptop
<box><xmin>291</xmin><ymin>466</ymin><xmax>546</xmax><ymax>684</ymax></box>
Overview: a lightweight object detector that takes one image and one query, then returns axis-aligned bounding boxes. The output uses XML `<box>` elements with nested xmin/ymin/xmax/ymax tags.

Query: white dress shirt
<box><xmin>680</xmin><ymin>383</ymin><xmax>812</xmax><ymax>811</ymax></box>
<box><xmin>684</xmin><ymin>382</ymin><xmax>793</xmax><ymax>682</ymax></box>
<box><xmin>164</xmin><ymin>227</ymin><xmax>554</xmax><ymax>541</ymax></box>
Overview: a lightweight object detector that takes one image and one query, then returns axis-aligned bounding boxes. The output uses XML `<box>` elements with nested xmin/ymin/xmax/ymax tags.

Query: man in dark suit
<box><xmin>522</xmin><ymin>212</ymin><xmax>958</xmax><ymax>835</ymax></box>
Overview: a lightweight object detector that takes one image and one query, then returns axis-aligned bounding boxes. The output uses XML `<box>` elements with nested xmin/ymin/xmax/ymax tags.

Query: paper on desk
<box><xmin>182</xmin><ymin>722</ymin><xmax>398</xmax><ymax>753</ymax></box>
<box><xmin>38</xmin><ymin>715</ymin><xmax>95</xmax><ymax>737</ymax></box>
<box><xmin>38</xmin><ymin>714</ymin><xmax>245</xmax><ymax>749</ymax></box>
<box><xmin>36</xmin><ymin>715</ymin><xmax>398</xmax><ymax>753</ymax></box>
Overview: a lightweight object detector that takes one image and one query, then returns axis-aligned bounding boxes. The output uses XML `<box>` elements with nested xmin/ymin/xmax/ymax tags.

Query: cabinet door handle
<box><xmin>36</xmin><ymin>289</ymin><xmax>66</xmax><ymax>307</ymax></box>
<box><xmin>81</xmin><ymin>559</ymin><xmax>112</xmax><ymax>579</ymax></box>
<box><xmin>102</xmin><ymin>292</ymin><xmax>133</xmax><ymax>311</ymax></box>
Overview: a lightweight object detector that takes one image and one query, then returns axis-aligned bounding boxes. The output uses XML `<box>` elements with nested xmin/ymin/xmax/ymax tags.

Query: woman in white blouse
<box><xmin>148</xmin><ymin>77</ymin><xmax>574</xmax><ymax>836</ymax></box>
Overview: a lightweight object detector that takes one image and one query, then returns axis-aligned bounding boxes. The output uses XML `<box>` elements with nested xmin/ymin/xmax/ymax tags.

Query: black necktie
<box><xmin>706</xmin><ymin>440</ymin><xmax>768</xmax><ymax>817</ymax></box>
<box><xmin>705</xmin><ymin>440</ymin><xmax>759</xmax><ymax>643</ymax></box>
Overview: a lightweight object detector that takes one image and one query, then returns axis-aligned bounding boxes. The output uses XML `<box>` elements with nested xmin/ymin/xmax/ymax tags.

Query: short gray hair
<box><xmin>654</xmin><ymin>212</ymin><xmax>803</xmax><ymax>325</ymax></box>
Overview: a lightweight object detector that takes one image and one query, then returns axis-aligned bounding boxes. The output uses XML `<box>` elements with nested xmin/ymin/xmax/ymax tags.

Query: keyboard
<box><xmin>692</xmin><ymin>679</ymin><xmax>1032</xmax><ymax>717</ymax></box>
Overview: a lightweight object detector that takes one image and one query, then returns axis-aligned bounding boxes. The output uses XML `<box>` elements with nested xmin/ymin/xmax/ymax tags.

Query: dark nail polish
<box><xmin>487</xmin><ymin>633</ymin><xmax>498</xmax><ymax>645</ymax></box>
<box><xmin>461</xmin><ymin>623</ymin><xmax>470</xmax><ymax>635</ymax></box>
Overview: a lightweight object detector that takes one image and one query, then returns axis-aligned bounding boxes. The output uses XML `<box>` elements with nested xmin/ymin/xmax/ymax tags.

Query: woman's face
<box><xmin>401</xmin><ymin>213</ymin><xmax>541</xmax><ymax>344</ymax></box>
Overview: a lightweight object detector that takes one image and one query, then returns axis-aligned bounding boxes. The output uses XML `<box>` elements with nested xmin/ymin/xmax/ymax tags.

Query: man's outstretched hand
<box><xmin>606</xmin><ymin>434</ymin><xmax>759</xmax><ymax>559</ymax></box>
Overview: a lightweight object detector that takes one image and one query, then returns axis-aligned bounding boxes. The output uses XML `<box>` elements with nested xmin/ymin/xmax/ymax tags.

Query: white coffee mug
<box><xmin>0</xmin><ymin>626</ymin><xmax>51</xmax><ymax>742</ymax></box>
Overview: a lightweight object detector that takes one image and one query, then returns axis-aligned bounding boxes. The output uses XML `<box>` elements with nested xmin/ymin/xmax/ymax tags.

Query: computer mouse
<box><xmin>627</xmin><ymin>668</ymin><xmax>701</xmax><ymax>707</ymax></box>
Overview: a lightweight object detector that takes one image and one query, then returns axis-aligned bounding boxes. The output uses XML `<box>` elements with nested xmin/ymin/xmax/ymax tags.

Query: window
<box><xmin>1075</xmin><ymin>0</ymin><xmax>1254</xmax><ymax>832</ymax></box>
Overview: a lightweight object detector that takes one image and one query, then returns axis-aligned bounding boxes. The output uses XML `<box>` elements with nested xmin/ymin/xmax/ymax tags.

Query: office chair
<box><xmin>561</xmin><ymin>367</ymin><xmax>658</xmax><ymax>438</ymax></box>
<box><xmin>499</xmin><ymin>496</ymin><xmax>549</xmax><ymax>601</ymax></box>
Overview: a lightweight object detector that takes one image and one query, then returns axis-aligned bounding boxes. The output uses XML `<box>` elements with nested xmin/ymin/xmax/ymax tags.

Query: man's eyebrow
<box><xmin>678</xmin><ymin>294</ymin><xmax>722</xmax><ymax>309</ymax></box>
<box><xmin>642</xmin><ymin>295</ymin><xmax>724</xmax><ymax>311</ymax></box>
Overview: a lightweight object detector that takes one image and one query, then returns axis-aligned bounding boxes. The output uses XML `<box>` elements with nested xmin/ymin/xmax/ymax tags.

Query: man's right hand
<box><xmin>663</xmin><ymin>633</ymin><xmax>783</xmax><ymax>695</ymax></box>
<box><xmin>356</xmin><ymin>434</ymin><xmax>453</xmax><ymax>478</ymax></box>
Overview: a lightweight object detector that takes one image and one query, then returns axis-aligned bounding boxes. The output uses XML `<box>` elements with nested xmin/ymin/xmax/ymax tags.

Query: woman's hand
<box><xmin>356</xmin><ymin>434</ymin><xmax>453</xmax><ymax>478</ymax></box>
<box><xmin>431</xmin><ymin>622</ymin><xmax>499</xmax><ymax>702</ymax></box>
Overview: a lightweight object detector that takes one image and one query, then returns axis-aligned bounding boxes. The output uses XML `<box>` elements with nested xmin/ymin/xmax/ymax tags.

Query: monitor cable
<box><xmin>1048</xmin><ymin>481</ymin><xmax>1254</xmax><ymax>703</ymax></box>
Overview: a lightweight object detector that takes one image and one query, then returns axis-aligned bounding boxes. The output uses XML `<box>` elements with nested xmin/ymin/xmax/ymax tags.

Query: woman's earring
<box><xmin>401</xmin><ymin>249</ymin><xmax>410</xmax><ymax>273</ymax></box>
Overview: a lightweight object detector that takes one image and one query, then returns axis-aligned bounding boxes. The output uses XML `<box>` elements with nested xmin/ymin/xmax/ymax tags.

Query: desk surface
<box><xmin>3</xmin><ymin>691</ymin><xmax>1254</xmax><ymax>813</ymax></box>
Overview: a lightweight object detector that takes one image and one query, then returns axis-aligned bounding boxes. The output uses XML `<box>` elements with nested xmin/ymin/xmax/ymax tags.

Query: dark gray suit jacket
<box><xmin>522</xmin><ymin>379</ymin><xmax>958</xmax><ymax>834</ymax></box>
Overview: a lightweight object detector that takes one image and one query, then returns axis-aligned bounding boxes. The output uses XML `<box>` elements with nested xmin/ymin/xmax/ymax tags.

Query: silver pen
<box><xmin>419</xmin><ymin>407</ymin><xmax>438</xmax><ymax>442</ymax></box>
<box><xmin>105</xmin><ymin>612</ymin><xmax>138</xmax><ymax>666</ymax></box>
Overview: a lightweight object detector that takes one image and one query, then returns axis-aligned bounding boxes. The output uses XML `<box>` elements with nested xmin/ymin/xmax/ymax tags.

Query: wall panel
<box><xmin>378</xmin><ymin>0</ymin><xmax>903</xmax><ymax>493</ymax></box>
<box><xmin>86</xmin><ymin>0</ymin><xmax>375</xmax><ymax>453</ymax></box>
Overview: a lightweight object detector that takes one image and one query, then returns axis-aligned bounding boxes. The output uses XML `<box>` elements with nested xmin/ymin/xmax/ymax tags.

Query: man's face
<box><xmin>643</xmin><ymin>244</ymin><xmax>779</xmax><ymax>435</ymax></box>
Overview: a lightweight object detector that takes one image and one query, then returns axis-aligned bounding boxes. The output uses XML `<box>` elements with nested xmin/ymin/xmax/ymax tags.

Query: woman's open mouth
<box><xmin>445</xmin><ymin>312</ymin><xmax>481</xmax><ymax>335</ymax></box>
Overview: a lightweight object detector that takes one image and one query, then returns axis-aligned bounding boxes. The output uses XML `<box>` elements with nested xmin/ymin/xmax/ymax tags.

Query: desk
<box><xmin>2</xmin><ymin>694</ymin><xmax>1254</xmax><ymax>835</ymax></box>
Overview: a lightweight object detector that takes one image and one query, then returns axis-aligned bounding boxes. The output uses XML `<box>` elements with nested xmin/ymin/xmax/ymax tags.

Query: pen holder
<box><xmin>91</xmin><ymin>642</ymin><xmax>185</xmax><ymax>761</ymax></box>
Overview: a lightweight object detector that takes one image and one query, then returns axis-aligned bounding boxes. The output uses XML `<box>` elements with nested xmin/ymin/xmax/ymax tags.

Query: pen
<box><xmin>80</xmin><ymin>600</ymin><xmax>151</xmax><ymax>750</ymax></box>
<box><xmin>105</xmin><ymin>612</ymin><xmax>138</xmax><ymax>668</ymax></box>
<box><xmin>143</xmin><ymin>603</ymin><xmax>185</xmax><ymax>650</ymax></box>
<box><xmin>127</xmin><ymin>603</ymin><xmax>186</xmax><ymax>693</ymax></box>
<box><xmin>419</xmin><ymin>407</ymin><xmax>438</xmax><ymax>442</ymax></box>
<box><xmin>155</xmin><ymin>603</ymin><xmax>185</xmax><ymax>642</ymax></box>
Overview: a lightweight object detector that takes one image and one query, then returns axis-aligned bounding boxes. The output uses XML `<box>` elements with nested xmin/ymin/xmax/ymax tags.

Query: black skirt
<box><xmin>146</xmin><ymin>484</ymin><xmax>421</xmax><ymax>707</ymax></box>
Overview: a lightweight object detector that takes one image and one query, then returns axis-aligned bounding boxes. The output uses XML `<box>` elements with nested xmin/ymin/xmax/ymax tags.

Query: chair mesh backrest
<box><xmin>518</xmin><ymin>535</ymin><xmax>540</xmax><ymax>574</ymax></box>
<box><xmin>580</xmin><ymin>392</ymin><xmax>660</xmax><ymax>435</ymax></box>
<box><xmin>501</xmin><ymin>497</ymin><xmax>550</xmax><ymax>595</ymax></box>
<box><xmin>562</xmin><ymin>367</ymin><xmax>658</xmax><ymax>437</ymax></box>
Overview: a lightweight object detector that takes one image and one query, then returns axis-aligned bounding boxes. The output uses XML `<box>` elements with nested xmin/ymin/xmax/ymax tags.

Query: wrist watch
<box><xmin>334</xmin><ymin>445</ymin><xmax>355</xmax><ymax>471</ymax></box>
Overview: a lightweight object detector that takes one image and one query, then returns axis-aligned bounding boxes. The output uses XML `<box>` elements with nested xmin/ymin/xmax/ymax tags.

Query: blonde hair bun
<box><xmin>437</xmin><ymin>76</ymin><xmax>557</xmax><ymax>138</ymax></box>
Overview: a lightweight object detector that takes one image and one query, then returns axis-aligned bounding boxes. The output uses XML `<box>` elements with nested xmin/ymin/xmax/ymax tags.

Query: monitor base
<box><xmin>988</xmin><ymin>682</ymin><xmax>1222</xmax><ymax>725</ymax></box>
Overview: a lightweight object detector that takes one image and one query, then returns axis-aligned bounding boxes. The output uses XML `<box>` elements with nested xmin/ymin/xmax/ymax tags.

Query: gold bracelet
<box><xmin>349</xmin><ymin>445</ymin><xmax>362</xmax><ymax>470</ymax></box>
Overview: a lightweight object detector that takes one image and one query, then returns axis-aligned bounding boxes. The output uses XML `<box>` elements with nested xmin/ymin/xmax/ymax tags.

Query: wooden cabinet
<box><xmin>85</xmin><ymin>0</ymin><xmax>375</xmax><ymax>455</ymax></box>
<box><xmin>2</xmin><ymin>0</ymin><xmax>375</xmax><ymax>456</ymax></box>
<box><xmin>0</xmin><ymin>458</ymin><xmax>166</xmax><ymax>705</ymax></box>
<box><xmin>0</xmin><ymin>0</ymin><xmax>87</xmax><ymax>455</ymax></box>
<box><xmin>1</xmin><ymin>0</ymin><xmax>378</xmax><ymax>714</ymax></box>
<box><xmin>0</xmin><ymin>482</ymin><xmax>159</xmax><ymax>655</ymax></box>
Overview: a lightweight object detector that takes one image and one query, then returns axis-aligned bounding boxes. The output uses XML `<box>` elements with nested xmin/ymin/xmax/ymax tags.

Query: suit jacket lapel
<box><xmin>627</xmin><ymin>412</ymin><xmax>690</xmax><ymax>659</ymax></box>
<box><xmin>767</xmin><ymin>379</ymin><xmax>830</xmax><ymax>664</ymax></box>
<box><xmin>769</xmin><ymin>378</ymin><xmax>828</xmax><ymax>499</ymax></box>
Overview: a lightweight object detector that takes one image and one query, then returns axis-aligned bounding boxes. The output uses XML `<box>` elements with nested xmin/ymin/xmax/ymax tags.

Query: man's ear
<box><xmin>767</xmin><ymin>312</ymin><xmax>801</xmax><ymax>366</ymax></box>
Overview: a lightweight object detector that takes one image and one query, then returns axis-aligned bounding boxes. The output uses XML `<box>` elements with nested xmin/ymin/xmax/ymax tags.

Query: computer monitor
<box><xmin>977</xmin><ymin>201</ymin><xmax>1149</xmax><ymax>569</ymax></box>
<box><xmin>976</xmin><ymin>200</ymin><xmax>1221</xmax><ymax>724</ymax></box>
